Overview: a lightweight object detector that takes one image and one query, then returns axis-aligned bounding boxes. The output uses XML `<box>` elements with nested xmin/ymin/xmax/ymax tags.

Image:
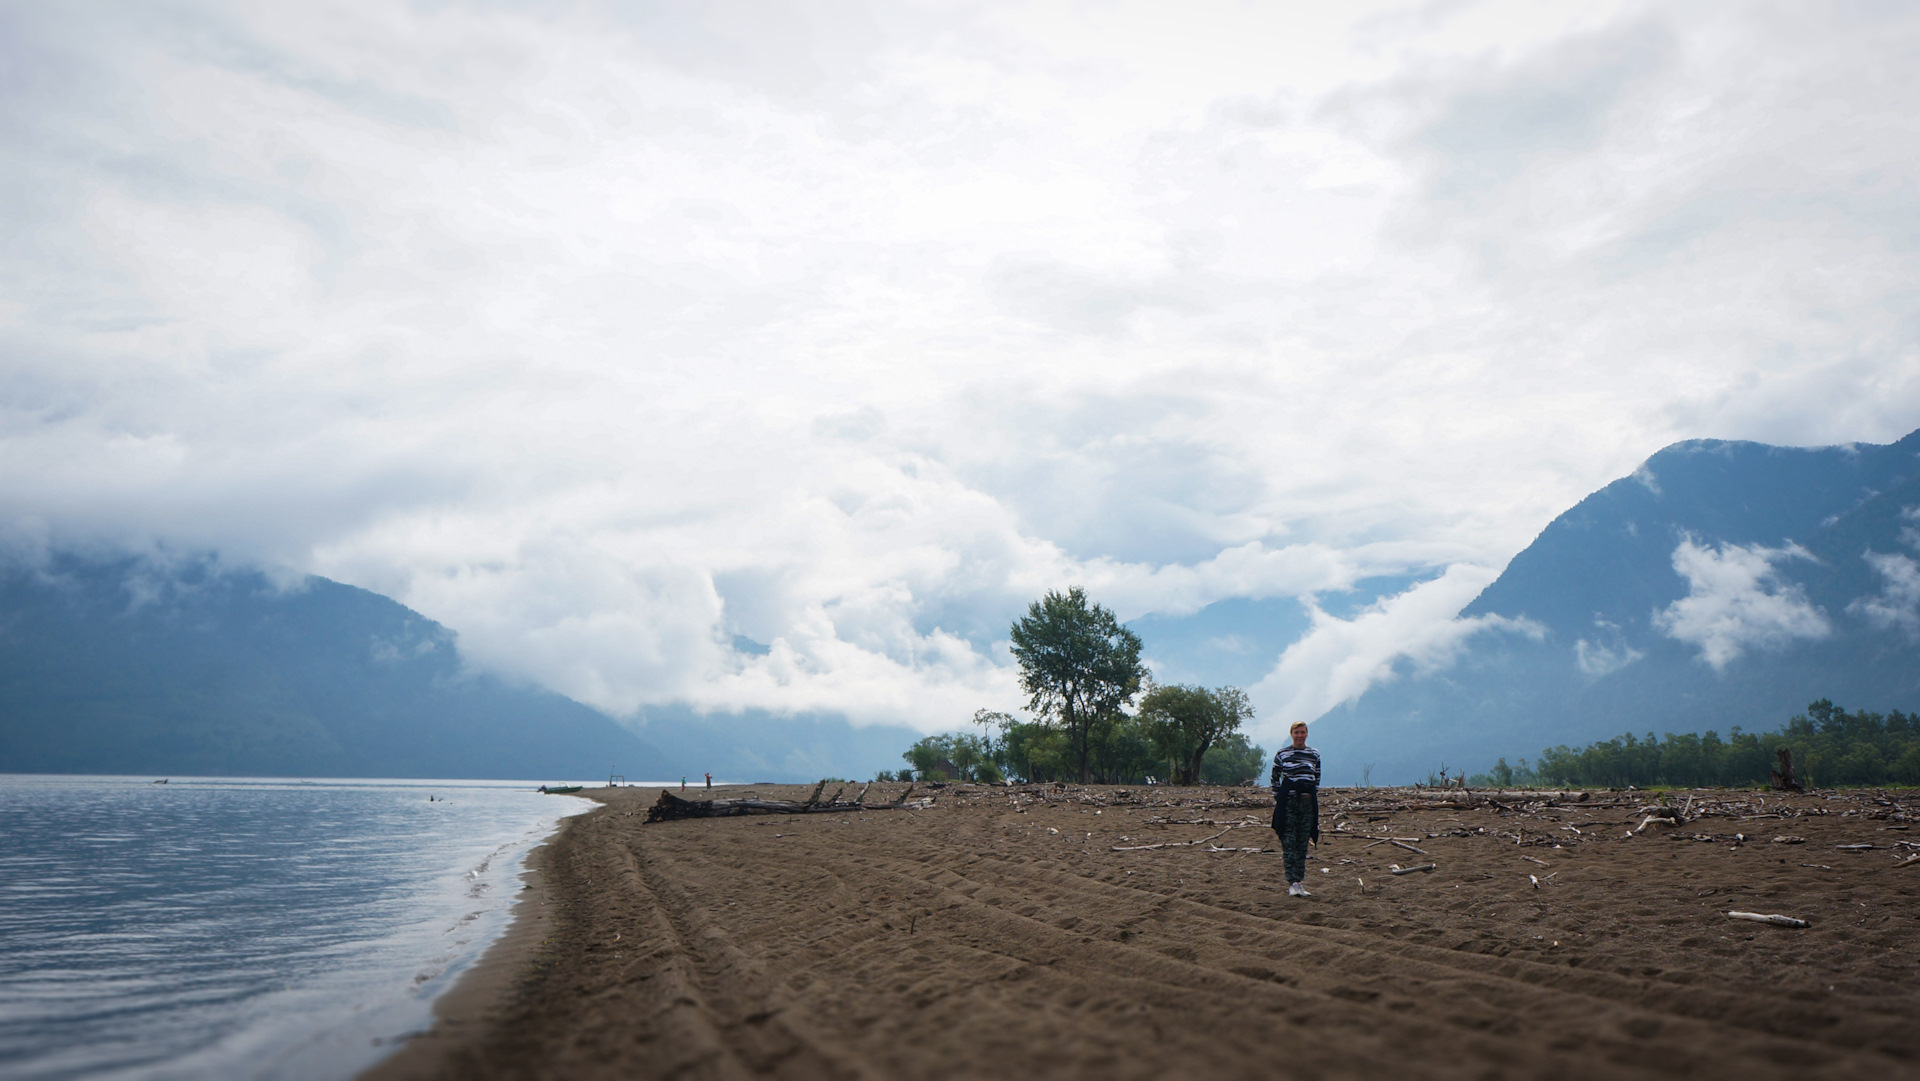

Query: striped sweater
<box><xmin>1271</xmin><ymin>745</ymin><xmax>1321</xmax><ymax>791</ymax></box>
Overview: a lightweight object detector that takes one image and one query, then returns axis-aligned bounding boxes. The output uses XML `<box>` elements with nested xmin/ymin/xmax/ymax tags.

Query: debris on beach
<box><xmin>641</xmin><ymin>779</ymin><xmax>1919</xmax><ymax>877</ymax></box>
<box><xmin>472</xmin><ymin>781</ymin><xmax>1920</xmax><ymax>1081</ymax></box>
<box><xmin>1727</xmin><ymin>910</ymin><xmax>1810</xmax><ymax>928</ymax></box>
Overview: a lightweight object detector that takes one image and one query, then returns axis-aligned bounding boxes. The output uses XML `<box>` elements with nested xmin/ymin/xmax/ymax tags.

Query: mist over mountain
<box><xmin>0</xmin><ymin>554</ymin><xmax>665</xmax><ymax>779</ymax></box>
<box><xmin>1314</xmin><ymin>429</ymin><xmax>1920</xmax><ymax>785</ymax></box>
<box><xmin>0</xmin><ymin>554</ymin><xmax>918</xmax><ymax>782</ymax></box>
<box><xmin>12</xmin><ymin>427</ymin><xmax>1917</xmax><ymax>786</ymax></box>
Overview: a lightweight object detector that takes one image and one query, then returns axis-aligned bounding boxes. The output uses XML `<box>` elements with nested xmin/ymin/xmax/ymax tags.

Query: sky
<box><xmin>3</xmin><ymin>0</ymin><xmax>1919</xmax><ymax>751</ymax></box>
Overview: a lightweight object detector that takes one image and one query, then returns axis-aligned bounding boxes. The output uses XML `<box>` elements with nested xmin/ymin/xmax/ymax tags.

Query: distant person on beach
<box><xmin>1271</xmin><ymin>721</ymin><xmax>1321</xmax><ymax>897</ymax></box>
<box><xmin>704</xmin><ymin>772</ymin><xmax>712</xmax><ymax>789</ymax></box>
<box><xmin>680</xmin><ymin>776</ymin><xmax>686</xmax><ymax>791</ymax></box>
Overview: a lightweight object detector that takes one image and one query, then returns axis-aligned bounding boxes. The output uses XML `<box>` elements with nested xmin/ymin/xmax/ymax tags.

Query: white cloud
<box><xmin>1850</xmin><ymin>550</ymin><xmax>1920</xmax><ymax>639</ymax></box>
<box><xmin>1574</xmin><ymin>635</ymin><xmax>1642</xmax><ymax>677</ymax></box>
<box><xmin>3</xmin><ymin>2</ymin><xmax>1920</xmax><ymax>733</ymax></box>
<box><xmin>1653</xmin><ymin>539</ymin><xmax>1830</xmax><ymax>668</ymax></box>
<box><xmin>1247</xmin><ymin>565</ymin><xmax>1543</xmax><ymax>741</ymax></box>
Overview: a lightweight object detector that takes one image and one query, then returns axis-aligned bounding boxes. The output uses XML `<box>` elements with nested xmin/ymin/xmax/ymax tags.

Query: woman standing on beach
<box><xmin>1271</xmin><ymin>722</ymin><xmax>1321</xmax><ymax>897</ymax></box>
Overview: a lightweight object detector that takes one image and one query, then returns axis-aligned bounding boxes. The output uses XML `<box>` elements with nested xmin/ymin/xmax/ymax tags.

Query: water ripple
<box><xmin>0</xmin><ymin>775</ymin><xmax>589</xmax><ymax>1080</ymax></box>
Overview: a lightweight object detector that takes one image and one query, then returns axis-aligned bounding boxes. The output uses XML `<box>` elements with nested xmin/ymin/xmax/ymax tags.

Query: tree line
<box><xmin>1468</xmin><ymin>699</ymin><xmax>1920</xmax><ymax>789</ymax></box>
<box><xmin>883</xmin><ymin>587</ymin><xmax>1268</xmax><ymax>786</ymax></box>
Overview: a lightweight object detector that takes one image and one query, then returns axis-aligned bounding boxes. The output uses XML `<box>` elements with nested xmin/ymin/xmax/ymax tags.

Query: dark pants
<box><xmin>1280</xmin><ymin>790</ymin><xmax>1314</xmax><ymax>884</ymax></box>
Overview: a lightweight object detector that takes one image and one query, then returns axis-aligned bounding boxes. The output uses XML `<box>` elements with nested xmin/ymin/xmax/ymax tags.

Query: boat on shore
<box><xmin>537</xmin><ymin>785</ymin><xmax>583</xmax><ymax>795</ymax></box>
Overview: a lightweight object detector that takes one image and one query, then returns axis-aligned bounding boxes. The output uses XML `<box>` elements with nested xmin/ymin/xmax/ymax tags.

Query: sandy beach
<box><xmin>366</xmin><ymin>782</ymin><xmax>1920</xmax><ymax>1080</ymax></box>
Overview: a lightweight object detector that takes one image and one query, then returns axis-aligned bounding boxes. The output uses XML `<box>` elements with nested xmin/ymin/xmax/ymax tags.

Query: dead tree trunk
<box><xmin>1769</xmin><ymin>747</ymin><xmax>1803</xmax><ymax>792</ymax></box>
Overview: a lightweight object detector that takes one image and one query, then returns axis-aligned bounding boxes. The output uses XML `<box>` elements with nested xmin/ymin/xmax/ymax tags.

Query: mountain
<box><xmin>1313</xmin><ymin>428</ymin><xmax>1920</xmax><ymax>785</ymax></box>
<box><xmin>0</xmin><ymin>552</ymin><xmax>925</xmax><ymax>782</ymax></box>
<box><xmin>0</xmin><ymin>553</ymin><xmax>666</xmax><ymax>779</ymax></box>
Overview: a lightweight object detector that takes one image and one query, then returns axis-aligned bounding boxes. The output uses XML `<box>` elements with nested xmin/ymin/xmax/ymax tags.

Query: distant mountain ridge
<box><xmin>0</xmin><ymin>554</ymin><xmax>666</xmax><ymax>779</ymax></box>
<box><xmin>1315</xmin><ymin>428</ymin><xmax>1920</xmax><ymax>785</ymax></box>
<box><xmin>0</xmin><ymin>552</ymin><xmax>921</xmax><ymax>782</ymax></box>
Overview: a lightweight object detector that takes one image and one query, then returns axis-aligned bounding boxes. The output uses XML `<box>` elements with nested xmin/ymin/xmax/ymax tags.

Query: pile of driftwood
<box><xmin>645</xmin><ymin>780</ymin><xmax>934</xmax><ymax>823</ymax></box>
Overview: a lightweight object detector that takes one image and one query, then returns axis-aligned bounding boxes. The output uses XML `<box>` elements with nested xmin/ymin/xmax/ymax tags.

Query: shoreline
<box><xmin>358</xmin><ymin>799</ymin><xmax>596</xmax><ymax>1081</ymax></box>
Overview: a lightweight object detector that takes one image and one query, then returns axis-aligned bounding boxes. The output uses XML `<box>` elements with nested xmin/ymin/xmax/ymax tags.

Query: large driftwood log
<box><xmin>645</xmin><ymin>788</ymin><xmax>932</xmax><ymax>823</ymax></box>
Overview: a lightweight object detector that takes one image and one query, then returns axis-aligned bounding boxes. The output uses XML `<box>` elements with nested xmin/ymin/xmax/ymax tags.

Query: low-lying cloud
<box><xmin>1654</xmin><ymin>539</ymin><xmax>1830</xmax><ymax>669</ymax></box>
<box><xmin>1248</xmin><ymin>565</ymin><xmax>1543</xmax><ymax>741</ymax></box>
<box><xmin>1574</xmin><ymin>626</ymin><xmax>1643</xmax><ymax>677</ymax></box>
<box><xmin>1850</xmin><ymin>550</ymin><xmax>1920</xmax><ymax>640</ymax></box>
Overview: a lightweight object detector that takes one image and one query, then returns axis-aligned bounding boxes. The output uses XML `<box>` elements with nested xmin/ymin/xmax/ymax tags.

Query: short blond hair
<box><xmin>1289</xmin><ymin>722</ymin><xmax>1308</xmax><ymax>734</ymax></box>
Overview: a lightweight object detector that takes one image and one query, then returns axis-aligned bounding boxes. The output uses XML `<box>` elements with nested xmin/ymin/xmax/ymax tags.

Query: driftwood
<box><xmin>1727</xmin><ymin>911</ymin><xmax>1809</xmax><ymax>928</ymax></box>
<box><xmin>1112</xmin><ymin>827</ymin><xmax>1234</xmax><ymax>852</ymax></box>
<box><xmin>645</xmin><ymin>788</ymin><xmax>932</xmax><ymax>823</ymax></box>
<box><xmin>1389</xmin><ymin>863</ymin><xmax>1437</xmax><ymax>875</ymax></box>
<box><xmin>1633</xmin><ymin>806</ymin><xmax>1689</xmax><ymax>834</ymax></box>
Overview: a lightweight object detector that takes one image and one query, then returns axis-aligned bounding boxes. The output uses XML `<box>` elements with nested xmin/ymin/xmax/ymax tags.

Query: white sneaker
<box><xmin>1287</xmin><ymin>882</ymin><xmax>1307</xmax><ymax>897</ymax></box>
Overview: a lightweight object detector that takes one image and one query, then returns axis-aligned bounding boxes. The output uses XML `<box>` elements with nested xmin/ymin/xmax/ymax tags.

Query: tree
<box><xmin>1510</xmin><ymin>699</ymin><xmax>1920</xmax><ymax>788</ymax></box>
<box><xmin>949</xmin><ymin>733</ymin><xmax>989</xmax><ymax>781</ymax></box>
<box><xmin>970</xmin><ymin>709</ymin><xmax>1014</xmax><ymax>763</ymax></box>
<box><xmin>1200</xmin><ymin>731</ymin><xmax>1267</xmax><ymax>786</ymax></box>
<box><xmin>1000</xmin><ymin>720</ymin><xmax>1070</xmax><ymax>782</ymax></box>
<box><xmin>903</xmin><ymin>731</ymin><xmax>998</xmax><ymax>782</ymax></box>
<box><xmin>1086</xmin><ymin>709</ymin><xmax>1158</xmax><ymax>784</ymax></box>
<box><xmin>1140</xmin><ymin>683</ymin><xmax>1253</xmax><ymax>785</ymax></box>
<box><xmin>902</xmin><ymin>734</ymin><xmax>954</xmax><ymax>780</ymax></box>
<box><xmin>1007</xmin><ymin>587</ymin><xmax>1146</xmax><ymax>783</ymax></box>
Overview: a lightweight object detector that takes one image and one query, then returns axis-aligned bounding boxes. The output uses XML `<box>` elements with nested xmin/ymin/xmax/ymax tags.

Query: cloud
<box><xmin>1248</xmin><ymin>565</ymin><xmax>1543</xmax><ymax>740</ymax></box>
<box><xmin>3</xmin><ymin>2</ymin><xmax>1920</xmax><ymax>734</ymax></box>
<box><xmin>1849</xmin><ymin>549</ymin><xmax>1920</xmax><ymax>640</ymax></box>
<box><xmin>1653</xmin><ymin>539</ymin><xmax>1830</xmax><ymax>668</ymax></box>
<box><xmin>1574</xmin><ymin>633</ymin><xmax>1642</xmax><ymax>677</ymax></box>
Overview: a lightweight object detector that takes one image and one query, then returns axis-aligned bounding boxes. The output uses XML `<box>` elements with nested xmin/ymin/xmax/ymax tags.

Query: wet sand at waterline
<box><xmin>365</xmin><ymin>783</ymin><xmax>1920</xmax><ymax>1080</ymax></box>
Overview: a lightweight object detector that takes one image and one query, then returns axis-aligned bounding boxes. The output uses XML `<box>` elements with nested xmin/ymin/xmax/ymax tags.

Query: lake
<box><xmin>0</xmin><ymin>775</ymin><xmax>594</xmax><ymax>1080</ymax></box>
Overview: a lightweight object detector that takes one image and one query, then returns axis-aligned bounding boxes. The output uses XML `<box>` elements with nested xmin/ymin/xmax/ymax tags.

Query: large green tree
<box><xmin>1007</xmin><ymin>587</ymin><xmax>1146</xmax><ymax>783</ymax></box>
<box><xmin>1139</xmin><ymin>683</ymin><xmax>1253</xmax><ymax>785</ymax></box>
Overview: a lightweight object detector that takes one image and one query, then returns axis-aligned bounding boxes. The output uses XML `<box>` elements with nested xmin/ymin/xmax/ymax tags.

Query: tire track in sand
<box><xmin>640</xmin><ymin>824</ymin><xmax>1893</xmax><ymax>1081</ymax></box>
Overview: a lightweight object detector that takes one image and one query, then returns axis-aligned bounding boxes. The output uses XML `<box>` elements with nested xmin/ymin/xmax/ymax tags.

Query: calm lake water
<box><xmin>0</xmin><ymin>775</ymin><xmax>595</xmax><ymax>1081</ymax></box>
